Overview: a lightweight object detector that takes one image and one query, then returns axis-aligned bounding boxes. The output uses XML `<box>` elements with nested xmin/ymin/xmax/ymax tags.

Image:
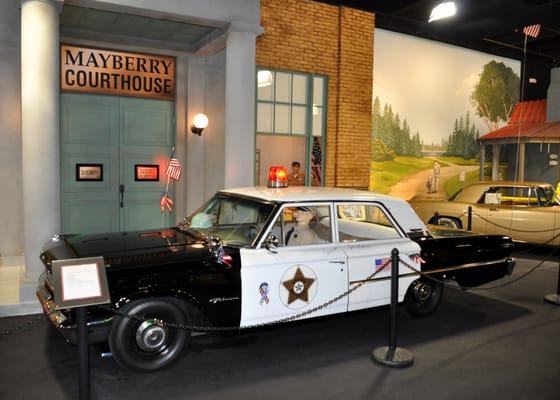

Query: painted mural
<box><xmin>371</xmin><ymin>29</ymin><xmax>521</xmax><ymax>200</ymax></box>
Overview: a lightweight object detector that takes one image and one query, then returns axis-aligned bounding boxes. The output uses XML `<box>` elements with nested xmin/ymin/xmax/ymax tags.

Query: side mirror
<box><xmin>263</xmin><ymin>234</ymin><xmax>279</xmax><ymax>253</ymax></box>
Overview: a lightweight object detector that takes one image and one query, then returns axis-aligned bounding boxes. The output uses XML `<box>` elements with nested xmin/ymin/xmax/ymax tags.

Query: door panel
<box><xmin>239</xmin><ymin>245</ymin><xmax>348</xmax><ymax>327</ymax></box>
<box><xmin>61</xmin><ymin>94</ymin><xmax>119</xmax><ymax>234</ymax></box>
<box><xmin>120</xmin><ymin>98</ymin><xmax>175</xmax><ymax>231</ymax></box>
<box><xmin>61</xmin><ymin>94</ymin><xmax>175</xmax><ymax>234</ymax></box>
<box><xmin>342</xmin><ymin>238</ymin><xmax>420</xmax><ymax>311</ymax></box>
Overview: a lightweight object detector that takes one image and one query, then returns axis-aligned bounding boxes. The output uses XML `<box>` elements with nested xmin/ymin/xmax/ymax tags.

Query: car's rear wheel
<box><xmin>436</xmin><ymin>216</ymin><xmax>461</xmax><ymax>229</ymax></box>
<box><xmin>404</xmin><ymin>278</ymin><xmax>443</xmax><ymax>317</ymax></box>
<box><xmin>109</xmin><ymin>299</ymin><xmax>190</xmax><ymax>372</ymax></box>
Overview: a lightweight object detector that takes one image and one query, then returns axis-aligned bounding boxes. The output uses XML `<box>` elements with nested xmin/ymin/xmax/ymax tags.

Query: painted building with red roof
<box><xmin>479</xmin><ymin>74</ymin><xmax>560</xmax><ymax>185</ymax></box>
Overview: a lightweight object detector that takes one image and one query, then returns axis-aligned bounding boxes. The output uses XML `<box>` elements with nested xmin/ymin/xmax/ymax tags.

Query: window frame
<box><xmin>255</xmin><ymin>67</ymin><xmax>328</xmax><ymax>186</ymax></box>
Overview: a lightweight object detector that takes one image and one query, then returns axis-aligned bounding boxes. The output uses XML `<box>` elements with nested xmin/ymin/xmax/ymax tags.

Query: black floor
<box><xmin>1</xmin><ymin>254</ymin><xmax>559</xmax><ymax>400</ymax></box>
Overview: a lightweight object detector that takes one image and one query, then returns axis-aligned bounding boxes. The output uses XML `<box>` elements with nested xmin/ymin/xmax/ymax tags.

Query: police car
<box><xmin>37</xmin><ymin>166</ymin><xmax>515</xmax><ymax>371</ymax></box>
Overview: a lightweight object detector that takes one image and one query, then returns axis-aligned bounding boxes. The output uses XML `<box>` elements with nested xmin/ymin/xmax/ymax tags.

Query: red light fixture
<box><xmin>267</xmin><ymin>166</ymin><xmax>288</xmax><ymax>188</ymax></box>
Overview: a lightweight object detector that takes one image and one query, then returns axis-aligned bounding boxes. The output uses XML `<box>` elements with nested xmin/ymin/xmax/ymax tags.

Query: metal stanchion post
<box><xmin>544</xmin><ymin>256</ymin><xmax>560</xmax><ymax>305</ymax></box>
<box><xmin>372</xmin><ymin>248</ymin><xmax>414</xmax><ymax>368</ymax></box>
<box><xmin>467</xmin><ymin>206</ymin><xmax>472</xmax><ymax>231</ymax></box>
<box><xmin>76</xmin><ymin>307</ymin><xmax>91</xmax><ymax>400</ymax></box>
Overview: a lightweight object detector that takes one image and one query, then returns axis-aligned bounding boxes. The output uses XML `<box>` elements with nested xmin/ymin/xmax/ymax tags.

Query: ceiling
<box><xmin>60</xmin><ymin>5</ymin><xmax>226</xmax><ymax>56</ymax></box>
<box><xmin>317</xmin><ymin>0</ymin><xmax>560</xmax><ymax>100</ymax></box>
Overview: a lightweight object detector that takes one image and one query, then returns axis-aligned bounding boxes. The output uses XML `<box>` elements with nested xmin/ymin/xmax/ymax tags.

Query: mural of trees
<box><xmin>470</xmin><ymin>61</ymin><xmax>520</xmax><ymax>131</ymax></box>
<box><xmin>445</xmin><ymin>110</ymin><xmax>480</xmax><ymax>159</ymax></box>
<box><xmin>372</xmin><ymin>96</ymin><xmax>423</xmax><ymax>160</ymax></box>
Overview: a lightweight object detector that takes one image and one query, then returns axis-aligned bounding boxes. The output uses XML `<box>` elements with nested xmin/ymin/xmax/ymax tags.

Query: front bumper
<box><xmin>36</xmin><ymin>272</ymin><xmax>112</xmax><ymax>344</ymax></box>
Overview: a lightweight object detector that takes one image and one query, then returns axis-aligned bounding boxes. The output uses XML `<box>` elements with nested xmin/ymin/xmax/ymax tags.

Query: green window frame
<box><xmin>255</xmin><ymin>67</ymin><xmax>328</xmax><ymax>186</ymax></box>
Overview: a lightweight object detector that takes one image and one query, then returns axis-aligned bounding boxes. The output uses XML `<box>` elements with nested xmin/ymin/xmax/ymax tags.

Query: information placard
<box><xmin>52</xmin><ymin>257</ymin><xmax>110</xmax><ymax>309</ymax></box>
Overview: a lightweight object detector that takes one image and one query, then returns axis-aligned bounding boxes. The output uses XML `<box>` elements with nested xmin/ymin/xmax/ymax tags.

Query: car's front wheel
<box><xmin>404</xmin><ymin>278</ymin><xmax>443</xmax><ymax>317</ymax></box>
<box><xmin>108</xmin><ymin>299</ymin><xmax>190</xmax><ymax>372</ymax></box>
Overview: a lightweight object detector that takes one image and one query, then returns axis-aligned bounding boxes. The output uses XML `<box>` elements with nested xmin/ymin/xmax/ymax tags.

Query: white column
<box><xmin>491</xmin><ymin>144</ymin><xmax>500</xmax><ymax>181</ymax></box>
<box><xmin>224</xmin><ymin>23</ymin><xmax>262</xmax><ymax>188</ymax></box>
<box><xmin>21</xmin><ymin>0</ymin><xmax>61</xmax><ymax>293</ymax></box>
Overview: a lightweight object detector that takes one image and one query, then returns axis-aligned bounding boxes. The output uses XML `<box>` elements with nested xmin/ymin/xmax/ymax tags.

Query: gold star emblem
<box><xmin>282</xmin><ymin>267</ymin><xmax>315</xmax><ymax>304</ymax></box>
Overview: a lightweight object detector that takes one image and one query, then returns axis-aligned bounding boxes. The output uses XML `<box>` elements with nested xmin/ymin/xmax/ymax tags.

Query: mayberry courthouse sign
<box><xmin>61</xmin><ymin>45</ymin><xmax>175</xmax><ymax>100</ymax></box>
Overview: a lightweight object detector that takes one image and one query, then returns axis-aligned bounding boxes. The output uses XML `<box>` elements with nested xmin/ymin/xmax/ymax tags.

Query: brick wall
<box><xmin>257</xmin><ymin>0</ymin><xmax>374</xmax><ymax>189</ymax></box>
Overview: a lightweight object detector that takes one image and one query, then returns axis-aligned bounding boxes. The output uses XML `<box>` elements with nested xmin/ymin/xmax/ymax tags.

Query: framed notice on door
<box><xmin>76</xmin><ymin>164</ymin><xmax>103</xmax><ymax>181</ymax></box>
<box><xmin>135</xmin><ymin>164</ymin><xmax>159</xmax><ymax>181</ymax></box>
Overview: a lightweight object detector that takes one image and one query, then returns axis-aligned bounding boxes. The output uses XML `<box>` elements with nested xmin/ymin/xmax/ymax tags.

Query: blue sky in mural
<box><xmin>373</xmin><ymin>29</ymin><xmax>521</xmax><ymax>145</ymax></box>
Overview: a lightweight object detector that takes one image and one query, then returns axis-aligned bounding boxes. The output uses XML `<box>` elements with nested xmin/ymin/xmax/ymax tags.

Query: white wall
<box><xmin>0</xmin><ymin>0</ymin><xmax>23</xmax><ymax>256</ymax></box>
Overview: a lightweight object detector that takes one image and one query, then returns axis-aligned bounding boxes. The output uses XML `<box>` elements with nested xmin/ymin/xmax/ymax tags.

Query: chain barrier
<box><xmin>101</xmin><ymin>258</ymin><xmax>392</xmax><ymax>333</ymax></box>
<box><xmin>471</xmin><ymin>210</ymin><xmax>558</xmax><ymax>233</ymax></box>
<box><xmin>103</xmin><ymin>254</ymin><xmax>555</xmax><ymax>332</ymax></box>
<box><xmin>397</xmin><ymin>256</ymin><xmax>549</xmax><ymax>291</ymax></box>
<box><xmin>0</xmin><ymin>315</ymin><xmax>46</xmax><ymax>341</ymax></box>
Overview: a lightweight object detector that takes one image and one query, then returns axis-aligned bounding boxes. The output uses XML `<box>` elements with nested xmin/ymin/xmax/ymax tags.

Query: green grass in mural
<box><xmin>435</xmin><ymin>156</ymin><xmax>479</xmax><ymax>166</ymax></box>
<box><xmin>370</xmin><ymin>156</ymin><xmax>435</xmax><ymax>194</ymax></box>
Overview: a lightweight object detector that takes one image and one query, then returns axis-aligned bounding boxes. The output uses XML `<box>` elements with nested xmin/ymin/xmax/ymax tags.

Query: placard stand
<box><xmin>372</xmin><ymin>248</ymin><xmax>414</xmax><ymax>368</ymax></box>
<box><xmin>52</xmin><ymin>257</ymin><xmax>111</xmax><ymax>400</ymax></box>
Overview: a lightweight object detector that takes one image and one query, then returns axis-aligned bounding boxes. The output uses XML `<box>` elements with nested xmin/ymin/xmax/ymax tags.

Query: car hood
<box><xmin>41</xmin><ymin>227</ymin><xmax>211</xmax><ymax>269</ymax></box>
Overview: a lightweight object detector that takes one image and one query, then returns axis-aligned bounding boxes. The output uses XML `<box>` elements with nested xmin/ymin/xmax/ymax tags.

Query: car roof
<box><xmin>218</xmin><ymin>186</ymin><xmax>428</xmax><ymax>235</ymax></box>
<box><xmin>468</xmin><ymin>181</ymin><xmax>552</xmax><ymax>188</ymax></box>
<box><xmin>220</xmin><ymin>186</ymin><xmax>396</xmax><ymax>203</ymax></box>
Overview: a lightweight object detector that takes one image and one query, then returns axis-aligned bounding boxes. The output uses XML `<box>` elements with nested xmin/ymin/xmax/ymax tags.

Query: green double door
<box><xmin>61</xmin><ymin>93</ymin><xmax>175</xmax><ymax>234</ymax></box>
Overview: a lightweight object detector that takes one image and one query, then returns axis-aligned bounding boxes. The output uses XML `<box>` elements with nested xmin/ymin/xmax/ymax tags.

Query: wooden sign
<box><xmin>61</xmin><ymin>45</ymin><xmax>175</xmax><ymax>100</ymax></box>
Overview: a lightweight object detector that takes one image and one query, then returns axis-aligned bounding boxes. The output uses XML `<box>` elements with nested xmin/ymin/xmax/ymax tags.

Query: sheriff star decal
<box><xmin>280</xmin><ymin>265</ymin><xmax>317</xmax><ymax>309</ymax></box>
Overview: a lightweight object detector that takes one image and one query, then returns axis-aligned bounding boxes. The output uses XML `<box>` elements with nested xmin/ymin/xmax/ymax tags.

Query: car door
<box><xmin>334</xmin><ymin>202</ymin><xmax>422</xmax><ymax>312</ymax></box>
<box><xmin>239</xmin><ymin>203</ymin><xmax>349</xmax><ymax>327</ymax></box>
<box><xmin>486</xmin><ymin>186</ymin><xmax>556</xmax><ymax>244</ymax></box>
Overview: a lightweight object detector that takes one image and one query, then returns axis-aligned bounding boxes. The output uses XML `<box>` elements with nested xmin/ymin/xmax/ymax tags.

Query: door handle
<box><xmin>119</xmin><ymin>184</ymin><xmax>125</xmax><ymax>208</ymax></box>
<box><xmin>329</xmin><ymin>260</ymin><xmax>346</xmax><ymax>264</ymax></box>
<box><xmin>490</xmin><ymin>207</ymin><xmax>499</xmax><ymax>211</ymax></box>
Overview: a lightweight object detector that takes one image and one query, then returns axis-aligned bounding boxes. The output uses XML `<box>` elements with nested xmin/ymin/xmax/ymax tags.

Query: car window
<box><xmin>187</xmin><ymin>195</ymin><xmax>274</xmax><ymax>246</ymax></box>
<box><xmin>269</xmin><ymin>205</ymin><xmax>332</xmax><ymax>247</ymax></box>
<box><xmin>481</xmin><ymin>186</ymin><xmax>540</xmax><ymax>207</ymax></box>
<box><xmin>335</xmin><ymin>203</ymin><xmax>401</xmax><ymax>242</ymax></box>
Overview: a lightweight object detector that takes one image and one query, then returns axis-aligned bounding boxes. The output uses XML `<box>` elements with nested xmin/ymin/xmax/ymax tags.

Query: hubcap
<box><xmin>413</xmin><ymin>281</ymin><xmax>432</xmax><ymax>302</ymax></box>
<box><xmin>135</xmin><ymin>320</ymin><xmax>169</xmax><ymax>352</ymax></box>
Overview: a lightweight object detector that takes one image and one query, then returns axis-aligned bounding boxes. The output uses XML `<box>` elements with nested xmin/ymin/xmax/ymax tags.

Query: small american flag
<box><xmin>375</xmin><ymin>257</ymin><xmax>391</xmax><ymax>271</ymax></box>
<box><xmin>160</xmin><ymin>194</ymin><xmax>173</xmax><ymax>212</ymax></box>
<box><xmin>523</xmin><ymin>24</ymin><xmax>541</xmax><ymax>38</ymax></box>
<box><xmin>165</xmin><ymin>150</ymin><xmax>182</xmax><ymax>181</ymax></box>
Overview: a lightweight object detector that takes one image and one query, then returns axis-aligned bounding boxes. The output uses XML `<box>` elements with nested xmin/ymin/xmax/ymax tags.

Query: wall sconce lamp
<box><xmin>191</xmin><ymin>113</ymin><xmax>209</xmax><ymax>136</ymax></box>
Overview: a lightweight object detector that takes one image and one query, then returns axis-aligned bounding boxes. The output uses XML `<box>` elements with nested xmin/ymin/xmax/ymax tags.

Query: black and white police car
<box><xmin>37</xmin><ymin>166</ymin><xmax>515</xmax><ymax>371</ymax></box>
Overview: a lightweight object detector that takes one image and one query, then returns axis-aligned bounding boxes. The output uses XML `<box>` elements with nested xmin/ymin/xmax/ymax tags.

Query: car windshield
<box><xmin>183</xmin><ymin>195</ymin><xmax>275</xmax><ymax>247</ymax></box>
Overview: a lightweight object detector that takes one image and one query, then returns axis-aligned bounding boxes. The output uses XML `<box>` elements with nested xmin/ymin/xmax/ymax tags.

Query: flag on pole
<box><xmin>523</xmin><ymin>24</ymin><xmax>541</xmax><ymax>38</ymax></box>
<box><xmin>311</xmin><ymin>136</ymin><xmax>322</xmax><ymax>185</ymax></box>
<box><xmin>160</xmin><ymin>194</ymin><xmax>174</xmax><ymax>212</ymax></box>
<box><xmin>165</xmin><ymin>150</ymin><xmax>182</xmax><ymax>181</ymax></box>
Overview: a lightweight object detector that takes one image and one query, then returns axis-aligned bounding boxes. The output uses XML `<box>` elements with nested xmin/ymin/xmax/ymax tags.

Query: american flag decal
<box><xmin>375</xmin><ymin>257</ymin><xmax>391</xmax><ymax>271</ymax></box>
<box><xmin>165</xmin><ymin>150</ymin><xmax>182</xmax><ymax>181</ymax></box>
<box><xmin>523</xmin><ymin>24</ymin><xmax>541</xmax><ymax>38</ymax></box>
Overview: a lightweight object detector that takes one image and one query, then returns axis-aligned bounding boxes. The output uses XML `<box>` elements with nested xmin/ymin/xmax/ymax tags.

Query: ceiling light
<box><xmin>428</xmin><ymin>2</ymin><xmax>457</xmax><ymax>23</ymax></box>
